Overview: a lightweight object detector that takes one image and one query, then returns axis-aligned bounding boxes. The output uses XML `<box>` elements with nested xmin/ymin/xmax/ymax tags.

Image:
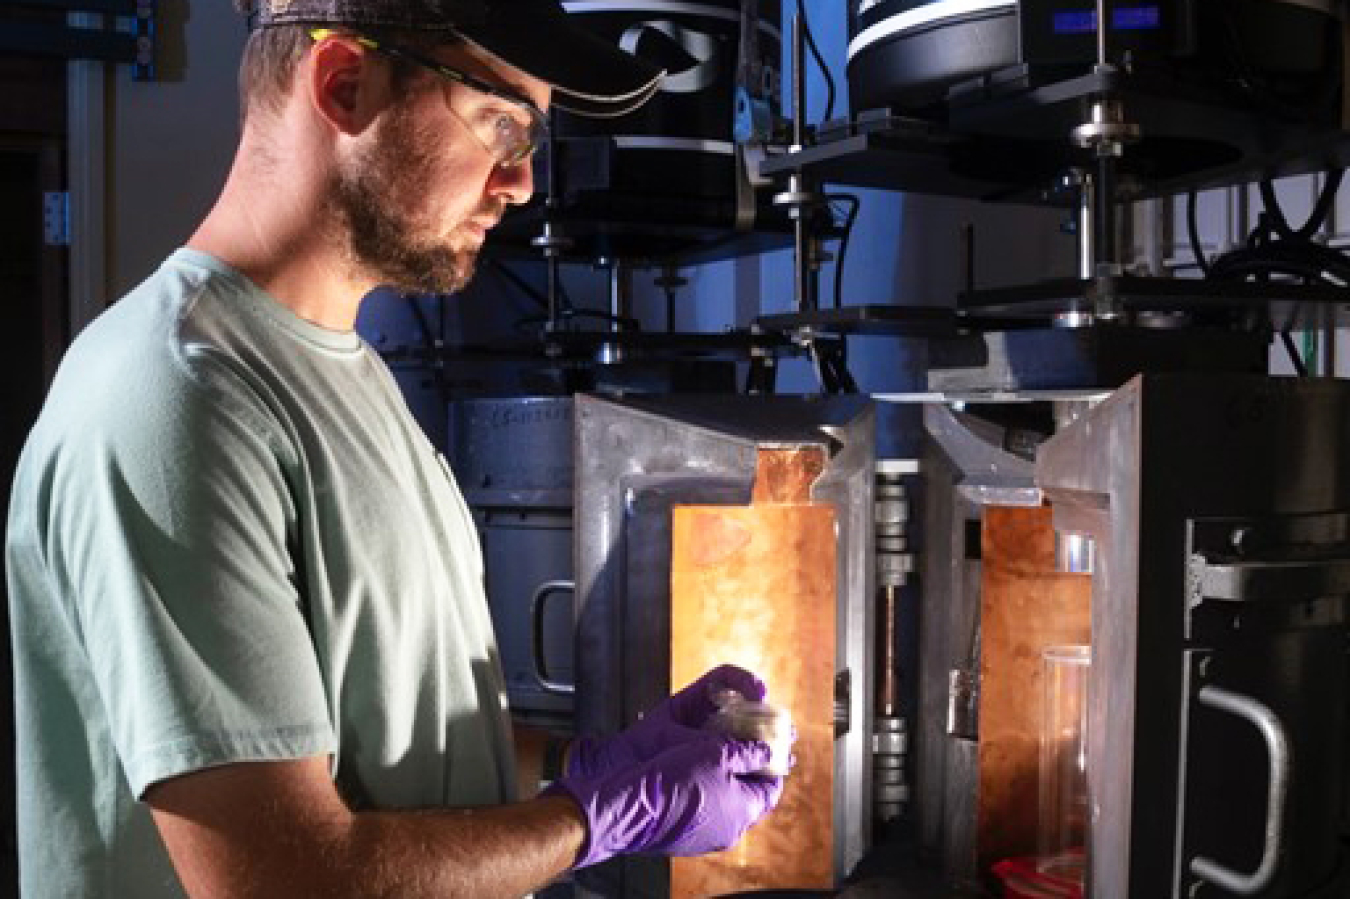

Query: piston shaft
<box><xmin>874</xmin><ymin>462</ymin><xmax>918</xmax><ymax>825</ymax></box>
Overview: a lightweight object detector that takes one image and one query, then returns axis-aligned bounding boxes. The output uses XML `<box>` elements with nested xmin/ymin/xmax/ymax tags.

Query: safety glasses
<box><xmin>311</xmin><ymin>28</ymin><xmax>548</xmax><ymax>168</ymax></box>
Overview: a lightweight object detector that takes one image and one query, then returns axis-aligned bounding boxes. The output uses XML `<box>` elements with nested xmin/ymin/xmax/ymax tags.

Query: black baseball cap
<box><xmin>246</xmin><ymin>0</ymin><xmax>664</xmax><ymax>117</ymax></box>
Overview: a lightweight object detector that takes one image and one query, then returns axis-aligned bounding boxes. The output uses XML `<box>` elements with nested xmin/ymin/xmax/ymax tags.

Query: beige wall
<box><xmin>107</xmin><ymin>2</ymin><xmax>245</xmax><ymax>296</ymax></box>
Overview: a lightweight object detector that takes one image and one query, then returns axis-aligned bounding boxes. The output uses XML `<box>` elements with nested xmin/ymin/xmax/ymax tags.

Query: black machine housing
<box><xmin>847</xmin><ymin>0</ymin><xmax>1343</xmax><ymax>124</ymax></box>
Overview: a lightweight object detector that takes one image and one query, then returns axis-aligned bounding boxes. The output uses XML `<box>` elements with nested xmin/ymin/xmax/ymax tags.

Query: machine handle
<box><xmin>1188</xmin><ymin>685</ymin><xmax>1291</xmax><ymax>896</ymax></box>
<box><xmin>529</xmin><ymin>580</ymin><xmax>576</xmax><ymax>696</ymax></box>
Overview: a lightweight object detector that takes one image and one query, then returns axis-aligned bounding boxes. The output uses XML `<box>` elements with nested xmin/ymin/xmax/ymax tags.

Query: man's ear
<box><xmin>307</xmin><ymin>35</ymin><xmax>388</xmax><ymax>135</ymax></box>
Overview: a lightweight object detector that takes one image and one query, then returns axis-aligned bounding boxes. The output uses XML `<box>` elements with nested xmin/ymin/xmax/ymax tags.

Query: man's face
<box><xmin>328</xmin><ymin>42</ymin><xmax>547</xmax><ymax>294</ymax></box>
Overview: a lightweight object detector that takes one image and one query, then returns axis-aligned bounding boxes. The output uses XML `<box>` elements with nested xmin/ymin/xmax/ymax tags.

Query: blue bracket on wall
<box><xmin>2</xmin><ymin>0</ymin><xmax>158</xmax><ymax>81</ymax></box>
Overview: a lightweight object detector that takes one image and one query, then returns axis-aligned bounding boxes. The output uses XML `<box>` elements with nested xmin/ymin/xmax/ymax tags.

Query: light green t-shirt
<box><xmin>6</xmin><ymin>249</ymin><xmax>515</xmax><ymax>897</ymax></box>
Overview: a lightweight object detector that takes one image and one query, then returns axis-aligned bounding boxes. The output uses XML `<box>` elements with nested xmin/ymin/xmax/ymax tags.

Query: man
<box><xmin>5</xmin><ymin>2</ymin><xmax>785</xmax><ymax>896</ymax></box>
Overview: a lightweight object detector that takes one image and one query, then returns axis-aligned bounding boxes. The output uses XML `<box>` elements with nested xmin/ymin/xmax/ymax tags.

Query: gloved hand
<box><xmin>551</xmin><ymin>733</ymin><xmax>784</xmax><ymax>868</ymax></box>
<box><xmin>567</xmin><ymin>664</ymin><xmax>767</xmax><ymax>779</ymax></box>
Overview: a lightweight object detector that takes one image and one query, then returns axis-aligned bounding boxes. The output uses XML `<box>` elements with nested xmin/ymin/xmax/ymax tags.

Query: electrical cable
<box><xmin>1187</xmin><ymin>190</ymin><xmax>1211</xmax><ymax>276</ymax></box>
<box><xmin>1259</xmin><ymin>170</ymin><xmax>1344</xmax><ymax>241</ymax></box>
<box><xmin>1280</xmin><ymin>330</ymin><xmax>1309</xmax><ymax>376</ymax></box>
<box><xmin>1208</xmin><ymin>241</ymin><xmax>1350</xmax><ymax>286</ymax></box>
<box><xmin>828</xmin><ymin>192</ymin><xmax>861</xmax><ymax>309</ymax></box>
<box><xmin>808</xmin><ymin>338</ymin><xmax>858</xmax><ymax>395</ymax></box>
<box><xmin>1307</xmin><ymin>170</ymin><xmax>1345</xmax><ymax>235</ymax></box>
<box><xmin>1258</xmin><ymin>181</ymin><xmax>1298</xmax><ymax>241</ymax></box>
<box><xmin>795</xmin><ymin>0</ymin><xmax>836</xmax><ymax>125</ymax></box>
<box><xmin>1207</xmin><ymin>171</ymin><xmax>1349</xmax><ymax>287</ymax></box>
<box><xmin>1201</xmin><ymin>173</ymin><xmax>1348</xmax><ymax>378</ymax></box>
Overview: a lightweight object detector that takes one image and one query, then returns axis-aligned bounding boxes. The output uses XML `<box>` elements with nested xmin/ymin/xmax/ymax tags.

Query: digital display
<box><xmin>1115</xmin><ymin>5</ymin><xmax>1161</xmax><ymax>29</ymax></box>
<box><xmin>1052</xmin><ymin>5</ymin><xmax>1161</xmax><ymax>34</ymax></box>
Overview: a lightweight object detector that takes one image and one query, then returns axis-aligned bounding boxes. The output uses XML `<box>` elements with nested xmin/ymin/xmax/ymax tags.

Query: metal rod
<box><xmin>1077</xmin><ymin>170</ymin><xmax>1096</xmax><ymax>280</ymax></box>
<box><xmin>543</xmin><ymin>117</ymin><xmax>564</xmax><ymax>329</ymax></box>
<box><xmin>1096</xmin><ymin>0</ymin><xmax>1109</xmax><ymax>68</ymax></box>
<box><xmin>793</xmin><ymin>195</ymin><xmax>818</xmax><ymax>312</ymax></box>
<box><xmin>547</xmin><ymin>256</ymin><xmax>562</xmax><ymax>327</ymax></box>
<box><xmin>598</xmin><ymin>259</ymin><xmax>630</xmax><ymax>364</ymax></box>
<box><xmin>1095</xmin><ymin>152</ymin><xmax>1117</xmax><ymax>272</ymax></box>
<box><xmin>792</xmin><ymin>12</ymin><xmax>806</xmax><ymax>149</ymax></box>
<box><xmin>786</xmin><ymin>12</ymin><xmax>819</xmax><ymax>312</ymax></box>
<box><xmin>609</xmin><ymin>260</ymin><xmax>630</xmax><ymax>332</ymax></box>
<box><xmin>877</xmin><ymin>585</ymin><xmax>901</xmax><ymax>717</ymax></box>
<box><xmin>1324</xmin><ymin>307</ymin><xmax>1338</xmax><ymax>377</ymax></box>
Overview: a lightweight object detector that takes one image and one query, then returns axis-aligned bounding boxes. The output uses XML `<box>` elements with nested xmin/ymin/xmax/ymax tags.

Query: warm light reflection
<box><xmin>669</xmin><ymin>497</ymin><xmax>837</xmax><ymax>897</ymax></box>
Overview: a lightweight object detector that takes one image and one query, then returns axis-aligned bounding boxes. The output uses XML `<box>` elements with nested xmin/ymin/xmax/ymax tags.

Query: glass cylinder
<box><xmin>1038</xmin><ymin>644</ymin><xmax>1091</xmax><ymax>885</ymax></box>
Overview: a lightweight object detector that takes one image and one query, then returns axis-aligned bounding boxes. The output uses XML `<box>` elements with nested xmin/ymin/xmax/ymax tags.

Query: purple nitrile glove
<box><xmin>550</xmin><ymin>733</ymin><xmax>784</xmax><ymax>869</ymax></box>
<box><xmin>567</xmin><ymin>664</ymin><xmax>767</xmax><ymax>779</ymax></box>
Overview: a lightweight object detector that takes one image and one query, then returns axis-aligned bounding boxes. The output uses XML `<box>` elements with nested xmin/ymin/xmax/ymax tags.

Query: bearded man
<box><xmin>5</xmin><ymin>3</ymin><xmax>785</xmax><ymax>896</ymax></box>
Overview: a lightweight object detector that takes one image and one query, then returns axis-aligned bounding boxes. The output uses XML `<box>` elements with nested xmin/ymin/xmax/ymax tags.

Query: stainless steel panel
<box><xmin>1037</xmin><ymin>374</ymin><xmax>1350</xmax><ymax>898</ymax></box>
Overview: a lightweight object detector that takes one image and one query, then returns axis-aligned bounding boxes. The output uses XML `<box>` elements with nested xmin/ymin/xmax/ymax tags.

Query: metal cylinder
<box><xmin>556</xmin><ymin>1</ymin><xmax>782</xmax><ymax>211</ymax></box>
<box><xmin>873</xmin><ymin>716</ymin><xmax>910</xmax><ymax>824</ymax></box>
<box><xmin>1055</xmin><ymin>531</ymin><xmax>1096</xmax><ymax>575</ymax></box>
<box><xmin>1075</xmin><ymin>169</ymin><xmax>1096</xmax><ymax>282</ymax></box>
<box><xmin>878</xmin><ymin>585</ymin><xmax>902</xmax><ymax>717</ymax></box>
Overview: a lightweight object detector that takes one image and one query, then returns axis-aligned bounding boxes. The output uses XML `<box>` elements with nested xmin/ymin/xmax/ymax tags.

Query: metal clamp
<box><xmin>1189</xmin><ymin>554</ymin><xmax>1350</xmax><ymax>605</ymax></box>
<box><xmin>1188</xmin><ymin>685</ymin><xmax>1290</xmax><ymax>896</ymax></box>
<box><xmin>529</xmin><ymin>580</ymin><xmax>576</xmax><ymax>696</ymax></box>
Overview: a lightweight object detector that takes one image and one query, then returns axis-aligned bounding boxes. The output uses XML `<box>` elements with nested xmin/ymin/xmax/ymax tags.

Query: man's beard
<box><xmin>329</xmin><ymin>101</ymin><xmax>493</xmax><ymax>295</ymax></box>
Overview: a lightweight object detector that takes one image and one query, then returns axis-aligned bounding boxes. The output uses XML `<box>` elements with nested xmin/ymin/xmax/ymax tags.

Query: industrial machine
<box><xmin>488</xmin><ymin>0</ymin><xmax>796</xmax><ymax>264</ymax></box>
<box><xmin>789</xmin><ymin>1</ymin><xmax>1350</xmax><ymax>896</ymax></box>
<box><xmin>357</xmin><ymin>1</ymin><xmax>1350</xmax><ymax>896</ymax></box>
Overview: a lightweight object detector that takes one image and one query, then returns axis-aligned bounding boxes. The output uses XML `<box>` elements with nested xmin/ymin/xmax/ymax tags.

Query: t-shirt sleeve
<box><xmin>40</xmin><ymin>349</ymin><xmax>337</xmax><ymax>798</ymax></box>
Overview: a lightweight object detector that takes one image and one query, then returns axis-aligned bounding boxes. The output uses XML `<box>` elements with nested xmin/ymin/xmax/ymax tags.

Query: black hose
<box><xmin>829</xmin><ymin>193</ymin><xmax>861</xmax><ymax>309</ymax></box>
<box><xmin>1280</xmin><ymin>330</ymin><xmax>1309</xmax><ymax>376</ymax></box>
<box><xmin>1187</xmin><ymin>190</ymin><xmax>1211</xmax><ymax>276</ymax></box>
<box><xmin>1210</xmin><ymin>240</ymin><xmax>1350</xmax><ymax>286</ymax></box>
<box><xmin>795</xmin><ymin>0</ymin><xmax>836</xmax><ymax>124</ymax></box>
<box><xmin>1258</xmin><ymin>170</ymin><xmax>1345</xmax><ymax>240</ymax></box>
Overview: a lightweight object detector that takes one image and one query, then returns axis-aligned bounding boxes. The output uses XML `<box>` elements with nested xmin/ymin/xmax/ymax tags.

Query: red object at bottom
<box><xmin>992</xmin><ymin>855</ymin><xmax>1085</xmax><ymax>899</ymax></box>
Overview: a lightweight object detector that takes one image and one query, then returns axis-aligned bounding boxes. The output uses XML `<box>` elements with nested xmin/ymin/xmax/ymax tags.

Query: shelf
<box><xmin>755</xmin><ymin>305</ymin><xmax>964</xmax><ymax>337</ymax></box>
<box><xmin>761</xmin><ymin>67</ymin><xmax>1350</xmax><ymax>204</ymax></box>
<box><xmin>961</xmin><ymin>275</ymin><xmax>1350</xmax><ymax>330</ymax></box>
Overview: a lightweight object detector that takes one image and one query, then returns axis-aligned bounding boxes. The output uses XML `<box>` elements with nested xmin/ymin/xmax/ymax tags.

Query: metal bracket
<box><xmin>834</xmin><ymin>669</ymin><xmax>851</xmax><ymax>738</ymax></box>
<box><xmin>1186</xmin><ymin>513</ymin><xmax>1350</xmax><ymax>607</ymax></box>
<box><xmin>946</xmin><ymin>667</ymin><xmax>979</xmax><ymax>741</ymax></box>
<box><xmin>1189</xmin><ymin>555</ymin><xmax>1350</xmax><ymax>605</ymax></box>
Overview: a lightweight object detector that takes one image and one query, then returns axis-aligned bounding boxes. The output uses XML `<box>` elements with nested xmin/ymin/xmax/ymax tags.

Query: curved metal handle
<box><xmin>1188</xmin><ymin>685</ymin><xmax>1291</xmax><ymax>896</ymax></box>
<box><xmin>529</xmin><ymin>580</ymin><xmax>575</xmax><ymax>696</ymax></box>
